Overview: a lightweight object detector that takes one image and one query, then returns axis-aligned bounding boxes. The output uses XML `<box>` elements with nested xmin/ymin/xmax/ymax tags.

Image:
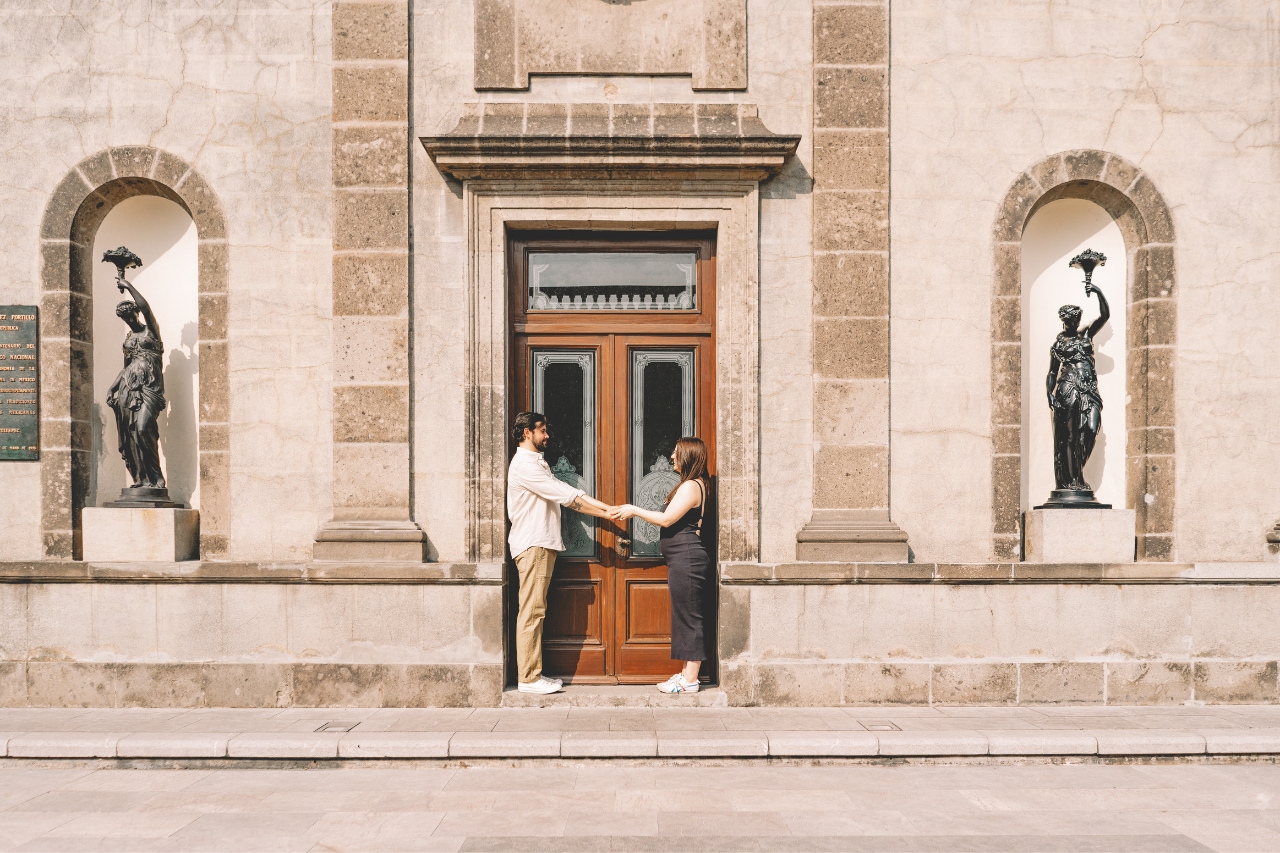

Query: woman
<box><xmin>106</xmin><ymin>280</ymin><xmax>167</xmax><ymax>490</ymax></box>
<box><xmin>1046</xmin><ymin>279</ymin><xmax>1110</xmax><ymax>495</ymax></box>
<box><xmin>612</xmin><ymin>437</ymin><xmax>710</xmax><ymax>694</ymax></box>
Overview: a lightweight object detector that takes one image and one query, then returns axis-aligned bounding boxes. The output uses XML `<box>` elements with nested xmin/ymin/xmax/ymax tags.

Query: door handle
<box><xmin>616</xmin><ymin>537</ymin><xmax>631</xmax><ymax>558</ymax></box>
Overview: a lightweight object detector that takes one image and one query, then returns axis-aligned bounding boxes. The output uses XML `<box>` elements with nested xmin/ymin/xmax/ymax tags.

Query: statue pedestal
<box><xmin>1024</xmin><ymin>508</ymin><xmax>1135</xmax><ymax>563</ymax></box>
<box><xmin>82</xmin><ymin>508</ymin><xmax>200</xmax><ymax>562</ymax></box>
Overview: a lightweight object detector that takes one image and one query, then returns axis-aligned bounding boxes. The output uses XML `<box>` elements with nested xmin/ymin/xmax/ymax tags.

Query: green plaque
<box><xmin>0</xmin><ymin>306</ymin><xmax>39</xmax><ymax>461</ymax></box>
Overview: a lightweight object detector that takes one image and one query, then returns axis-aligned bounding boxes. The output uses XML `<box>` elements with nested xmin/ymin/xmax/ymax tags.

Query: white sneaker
<box><xmin>657</xmin><ymin>675</ymin><xmax>700</xmax><ymax>694</ymax></box>
<box><xmin>518</xmin><ymin>676</ymin><xmax>563</xmax><ymax>694</ymax></box>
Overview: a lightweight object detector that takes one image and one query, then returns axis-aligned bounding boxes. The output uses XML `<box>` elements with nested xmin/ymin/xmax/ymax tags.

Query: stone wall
<box><xmin>889</xmin><ymin>0</ymin><xmax>1280</xmax><ymax>563</ymax></box>
<box><xmin>0</xmin><ymin>1</ymin><xmax>333</xmax><ymax>562</ymax></box>
<box><xmin>720</xmin><ymin>569</ymin><xmax>1280</xmax><ymax>706</ymax></box>
<box><xmin>0</xmin><ymin>573</ymin><xmax>501</xmax><ymax>707</ymax></box>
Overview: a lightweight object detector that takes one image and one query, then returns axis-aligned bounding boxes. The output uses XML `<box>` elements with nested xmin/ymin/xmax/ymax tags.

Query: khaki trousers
<box><xmin>514</xmin><ymin>546</ymin><xmax>557</xmax><ymax>684</ymax></box>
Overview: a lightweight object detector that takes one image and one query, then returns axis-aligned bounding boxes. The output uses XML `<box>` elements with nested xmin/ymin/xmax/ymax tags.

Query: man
<box><xmin>507</xmin><ymin>411</ymin><xmax>616</xmax><ymax>694</ymax></box>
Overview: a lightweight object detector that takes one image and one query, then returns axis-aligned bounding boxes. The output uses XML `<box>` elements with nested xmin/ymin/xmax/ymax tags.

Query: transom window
<box><xmin>511</xmin><ymin>232</ymin><xmax>713</xmax><ymax>318</ymax></box>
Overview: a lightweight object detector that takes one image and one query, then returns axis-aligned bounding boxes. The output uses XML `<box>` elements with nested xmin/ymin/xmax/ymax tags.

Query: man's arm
<box><xmin>566</xmin><ymin>493</ymin><xmax>615</xmax><ymax>520</ymax></box>
<box><xmin>515</xmin><ymin>459</ymin><xmax>615</xmax><ymax>516</ymax></box>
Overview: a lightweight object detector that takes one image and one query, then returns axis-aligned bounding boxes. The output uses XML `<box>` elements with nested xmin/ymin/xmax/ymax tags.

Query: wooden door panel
<box><xmin>624</xmin><ymin>579</ymin><xmax>672</xmax><ymax>642</ymax></box>
<box><xmin>544</xmin><ymin>580</ymin><xmax>602</xmax><ymax>643</ymax></box>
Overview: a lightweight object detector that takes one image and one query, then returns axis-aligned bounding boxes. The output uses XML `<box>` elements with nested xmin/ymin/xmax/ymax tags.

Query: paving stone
<box><xmin>448</xmin><ymin>731</ymin><xmax>561</xmax><ymax>758</ymax></box>
<box><xmin>8</xmin><ymin>733</ymin><xmax>123</xmax><ymax>758</ymax></box>
<box><xmin>766</xmin><ymin>730</ymin><xmax>878</xmax><ymax>756</ymax></box>
<box><xmin>115</xmin><ymin>733</ymin><xmax>232</xmax><ymax>758</ymax></box>
<box><xmin>984</xmin><ymin>729</ymin><xmax>1099</xmax><ymax>755</ymax></box>
<box><xmin>226</xmin><ymin>733</ymin><xmax>345</xmax><ymax>759</ymax></box>
<box><xmin>656</xmin><ymin>731</ymin><xmax>768</xmax><ymax>757</ymax></box>
<box><xmin>560</xmin><ymin>731</ymin><xmax>657</xmax><ymax>757</ymax></box>
<box><xmin>337</xmin><ymin>731</ymin><xmax>452</xmax><ymax>758</ymax></box>
<box><xmin>875</xmin><ymin>731</ymin><xmax>989</xmax><ymax>756</ymax></box>
<box><xmin>1093</xmin><ymin>729</ymin><xmax>1207</xmax><ymax>755</ymax></box>
<box><xmin>1200</xmin><ymin>728</ymin><xmax>1280</xmax><ymax>754</ymax></box>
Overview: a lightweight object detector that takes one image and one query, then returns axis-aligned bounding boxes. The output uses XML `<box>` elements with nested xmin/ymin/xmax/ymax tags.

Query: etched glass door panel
<box><xmin>532</xmin><ymin>350</ymin><xmax>595</xmax><ymax>557</ymax></box>
<box><xmin>528</xmin><ymin>252</ymin><xmax>697</xmax><ymax>311</ymax></box>
<box><xmin>630</xmin><ymin>350</ymin><xmax>695</xmax><ymax>557</ymax></box>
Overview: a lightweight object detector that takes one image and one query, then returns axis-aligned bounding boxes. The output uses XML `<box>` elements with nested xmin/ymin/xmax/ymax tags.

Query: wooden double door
<box><xmin>509</xmin><ymin>232</ymin><xmax>716</xmax><ymax>684</ymax></box>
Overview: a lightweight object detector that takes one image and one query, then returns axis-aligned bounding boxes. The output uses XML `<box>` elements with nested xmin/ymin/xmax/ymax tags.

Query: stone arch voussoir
<box><xmin>37</xmin><ymin>147</ymin><xmax>231</xmax><ymax>560</ymax></box>
<box><xmin>989</xmin><ymin>150</ymin><xmax>1176</xmax><ymax>562</ymax></box>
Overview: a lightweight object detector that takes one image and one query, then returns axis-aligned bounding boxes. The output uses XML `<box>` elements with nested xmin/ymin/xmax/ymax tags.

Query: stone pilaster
<box><xmin>796</xmin><ymin>0</ymin><xmax>907</xmax><ymax>561</ymax></box>
<box><xmin>315</xmin><ymin>0</ymin><xmax>425</xmax><ymax>560</ymax></box>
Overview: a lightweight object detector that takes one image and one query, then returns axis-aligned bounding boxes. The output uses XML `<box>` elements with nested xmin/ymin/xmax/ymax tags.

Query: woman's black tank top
<box><xmin>660</xmin><ymin>480</ymin><xmax>705</xmax><ymax>544</ymax></box>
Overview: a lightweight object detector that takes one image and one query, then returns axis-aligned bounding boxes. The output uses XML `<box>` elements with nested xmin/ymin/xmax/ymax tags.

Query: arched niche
<box><xmin>90</xmin><ymin>196</ymin><xmax>201</xmax><ymax>509</ymax></box>
<box><xmin>38</xmin><ymin>147</ymin><xmax>230</xmax><ymax>560</ymax></box>
<box><xmin>990</xmin><ymin>150</ymin><xmax>1176</xmax><ymax>562</ymax></box>
<box><xmin>1021</xmin><ymin>199</ymin><xmax>1127</xmax><ymax>512</ymax></box>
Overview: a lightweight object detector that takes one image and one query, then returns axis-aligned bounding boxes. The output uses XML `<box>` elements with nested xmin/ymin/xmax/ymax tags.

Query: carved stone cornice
<box><xmin>421</xmin><ymin>103</ymin><xmax>799</xmax><ymax>182</ymax></box>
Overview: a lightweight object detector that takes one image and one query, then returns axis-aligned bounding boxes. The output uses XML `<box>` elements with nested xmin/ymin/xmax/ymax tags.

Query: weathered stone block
<box><xmin>1107</xmin><ymin>661</ymin><xmax>1192</xmax><ymax>704</ymax></box>
<box><xmin>333</xmin><ymin>66</ymin><xmax>407</xmax><ymax>122</ymax></box>
<box><xmin>333</xmin><ymin>384</ymin><xmax>409</xmax><ymax>443</ymax></box>
<box><xmin>814</xmin><ymin>68</ymin><xmax>887</xmax><ymax>129</ymax></box>
<box><xmin>82</xmin><ymin>508</ymin><xmax>199</xmax><ymax>562</ymax></box>
<box><xmin>814</xmin><ymin>4</ymin><xmax>886</xmax><ymax>66</ymax></box>
<box><xmin>1019</xmin><ymin>662</ymin><xmax>1104</xmax><ymax>704</ymax></box>
<box><xmin>932</xmin><ymin>663</ymin><xmax>1017</xmax><ymax>704</ymax></box>
<box><xmin>1194</xmin><ymin>661</ymin><xmax>1279</xmax><ymax>704</ymax></box>
<box><xmin>843</xmin><ymin>663</ymin><xmax>930</xmax><ymax>705</ymax></box>
<box><xmin>1024</xmin><ymin>509</ymin><xmax>1135</xmax><ymax>564</ymax></box>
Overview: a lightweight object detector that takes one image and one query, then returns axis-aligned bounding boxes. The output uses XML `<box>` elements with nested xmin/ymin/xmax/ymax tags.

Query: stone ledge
<box><xmin>422</xmin><ymin>103</ymin><xmax>800</xmax><ymax>181</ymax></box>
<box><xmin>0</xmin><ymin>561</ymin><xmax>503</xmax><ymax>584</ymax></box>
<box><xmin>5</xmin><ymin>727</ymin><xmax>1279</xmax><ymax>759</ymax></box>
<box><xmin>721</xmin><ymin>561</ymin><xmax>1280</xmax><ymax>585</ymax></box>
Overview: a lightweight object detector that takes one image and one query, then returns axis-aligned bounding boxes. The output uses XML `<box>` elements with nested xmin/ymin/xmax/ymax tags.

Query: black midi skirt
<box><xmin>660</xmin><ymin>529</ymin><xmax>711</xmax><ymax>662</ymax></box>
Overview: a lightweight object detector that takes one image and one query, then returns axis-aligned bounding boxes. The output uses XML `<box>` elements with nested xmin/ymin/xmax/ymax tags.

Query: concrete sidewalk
<box><xmin>3</xmin><ymin>704</ymin><xmax>1280</xmax><ymax>761</ymax></box>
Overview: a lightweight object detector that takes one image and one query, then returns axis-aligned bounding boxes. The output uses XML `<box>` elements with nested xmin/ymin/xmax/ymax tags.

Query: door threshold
<box><xmin>500</xmin><ymin>683</ymin><xmax>727</xmax><ymax>708</ymax></box>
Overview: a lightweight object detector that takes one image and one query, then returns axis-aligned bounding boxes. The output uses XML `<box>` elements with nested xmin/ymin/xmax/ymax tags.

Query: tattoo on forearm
<box><xmin>569</xmin><ymin>497</ymin><xmax>582</xmax><ymax>510</ymax></box>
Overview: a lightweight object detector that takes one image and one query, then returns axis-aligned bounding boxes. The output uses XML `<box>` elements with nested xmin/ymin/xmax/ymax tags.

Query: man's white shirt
<box><xmin>506</xmin><ymin>447</ymin><xmax>586</xmax><ymax>558</ymax></box>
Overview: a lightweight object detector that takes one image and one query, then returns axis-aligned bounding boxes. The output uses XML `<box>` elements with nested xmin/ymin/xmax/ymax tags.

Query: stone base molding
<box><xmin>990</xmin><ymin>150</ymin><xmax>1177</xmax><ymax>562</ymax></box>
<box><xmin>0</xmin><ymin>663</ymin><xmax>502</xmax><ymax>709</ymax></box>
<box><xmin>38</xmin><ymin>147</ymin><xmax>231</xmax><ymax>561</ymax></box>
<box><xmin>796</xmin><ymin>510</ymin><xmax>909</xmax><ymax>562</ymax></box>
<box><xmin>718</xmin><ymin>576</ymin><xmax>1280</xmax><ymax>706</ymax></box>
<box><xmin>720</xmin><ymin>660</ymin><xmax>1280</xmax><ymax>707</ymax></box>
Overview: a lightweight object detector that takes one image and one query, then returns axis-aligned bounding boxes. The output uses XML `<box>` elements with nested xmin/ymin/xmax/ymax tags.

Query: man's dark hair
<box><xmin>511</xmin><ymin>411</ymin><xmax>547</xmax><ymax>445</ymax></box>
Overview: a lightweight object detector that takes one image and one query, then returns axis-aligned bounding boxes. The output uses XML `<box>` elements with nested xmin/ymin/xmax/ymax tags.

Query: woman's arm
<box><xmin>1086</xmin><ymin>283</ymin><xmax>1110</xmax><ymax>339</ymax></box>
<box><xmin>1045</xmin><ymin>353</ymin><xmax>1060</xmax><ymax>409</ymax></box>
<box><xmin>614</xmin><ymin>481</ymin><xmax>701</xmax><ymax>528</ymax></box>
<box><xmin>120</xmin><ymin>281</ymin><xmax>161</xmax><ymax>342</ymax></box>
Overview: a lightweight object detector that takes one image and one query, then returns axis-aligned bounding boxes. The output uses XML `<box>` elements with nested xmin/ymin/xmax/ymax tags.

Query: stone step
<box><xmin>6</xmin><ymin>728</ymin><xmax>1280</xmax><ymax>760</ymax></box>
<box><xmin>499</xmin><ymin>684</ymin><xmax>729</xmax><ymax>708</ymax></box>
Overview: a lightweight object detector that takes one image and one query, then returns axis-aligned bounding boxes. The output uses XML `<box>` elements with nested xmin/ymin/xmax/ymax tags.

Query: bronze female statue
<box><xmin>102</xmin><ymin>247</ymin><xmax>175</xmax><ymax>504</ymax></box>
<box><xmin>1040</xmin><ymin>249</ymin><xmax>1112</xmax><ymax>509</ymax></box>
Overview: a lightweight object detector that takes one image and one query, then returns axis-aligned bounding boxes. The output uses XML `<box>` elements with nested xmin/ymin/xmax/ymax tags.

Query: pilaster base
<box><xmin>795</xmin><ymin>510</ymin><xmax>909</xmax><ymax>562</ymax></box>
<box><xmin>1024</xmin><ymin>508</ymin><xmax>1136</xmax><ymax>563</ymax></box>
<box><xmin>82</xmin><ymin>508</ymin><xmax>200</xmax><ymax>562</ymax></box>
<box><xmin>313</xmin><ymin>520</ymin><xmax>427</xmax><ymax>561</ymax></box>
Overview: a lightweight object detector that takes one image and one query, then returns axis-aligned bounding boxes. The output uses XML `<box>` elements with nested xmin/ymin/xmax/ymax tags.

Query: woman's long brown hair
<box><xmin>666</xmin><ymin>437</ymin><xmax>709</xmax><ymax>503</ymax></box>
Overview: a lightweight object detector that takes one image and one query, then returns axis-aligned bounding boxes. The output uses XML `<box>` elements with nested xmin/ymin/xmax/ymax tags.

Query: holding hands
<box><xmin>609</xmin><ymin>504</ymin><xmax>638</xmax><ymax>521</ymax></box>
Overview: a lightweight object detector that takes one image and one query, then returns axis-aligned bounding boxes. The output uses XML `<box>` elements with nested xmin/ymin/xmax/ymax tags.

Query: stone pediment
<box><xmin>420</xmin><ymin>102</ymin><xmax>799</xmax><ymax>181</ymax></box>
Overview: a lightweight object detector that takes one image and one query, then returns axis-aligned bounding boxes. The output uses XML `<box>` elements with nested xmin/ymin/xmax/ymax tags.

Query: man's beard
<box><xmin>533</xmin><ymin>436</ymin><xmax>548</xmax><ymax>453</ymax></box>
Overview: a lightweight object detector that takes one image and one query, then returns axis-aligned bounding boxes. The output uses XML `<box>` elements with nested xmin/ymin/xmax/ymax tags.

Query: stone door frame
<box><xmin>38</xmin><ymin>147</ymin><xmax>231</xmax><ymax>560</ymax></box>
<box><xmin>462</xmin><ymin>181</ymin><xmax>761</xmax><ymax>567</ymax></box>
<box><xmin>990</xmin><ymin>150</ymin><xmax>1177</xmax><ymax>562</ymax></box>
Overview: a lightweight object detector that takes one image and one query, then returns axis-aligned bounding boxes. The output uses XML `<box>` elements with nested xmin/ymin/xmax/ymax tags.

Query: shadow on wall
<box><xmin>91</xmin><ymin>195</ymin><xmax>201</xmax><ymax>508</ymax></box>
